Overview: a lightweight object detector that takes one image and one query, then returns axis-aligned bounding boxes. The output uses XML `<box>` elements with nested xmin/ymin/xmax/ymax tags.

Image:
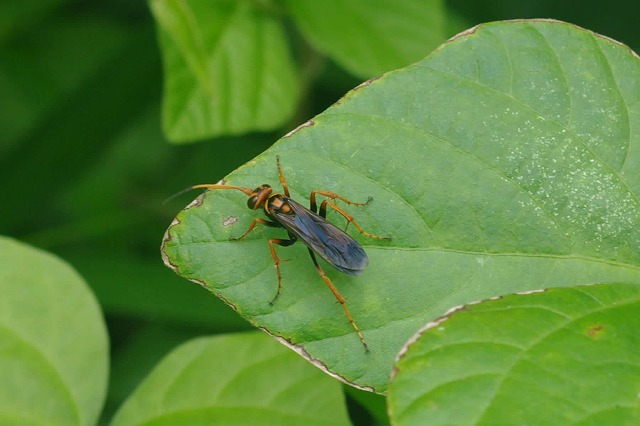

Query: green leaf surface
<box><xmin>162</xmin><ymin>20</ymin><xmax>640</xmax><ymax>392</ymax></box>
<box><xmin>388</xmin><ymin>283</ymin><xmax>640</xmax><ymax>425</ymax></box>
<box><xmin>110</xmin><ymin>332</ymin><xmax>351</xmax><ymax>426</ymax></box>
<box><xmin>149</xmin><ymin>0</ymin><xmax>299</xmax><ymax>142</ymax></box>
<box><xmin>284</xmin><ymin>0</ymin><xmax>448</xmax><ymax>78</ymax></box>
<box><xmin>0</xmin><ymin>236</ymin><xmax>108</xmax><ymax>425</ymax></box>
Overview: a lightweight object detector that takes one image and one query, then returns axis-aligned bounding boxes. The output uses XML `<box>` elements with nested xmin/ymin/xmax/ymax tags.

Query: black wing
<box><xmin>274</xmin><ymin>197</ymin><xmax>368</xmax><ymax>275</ymax></box>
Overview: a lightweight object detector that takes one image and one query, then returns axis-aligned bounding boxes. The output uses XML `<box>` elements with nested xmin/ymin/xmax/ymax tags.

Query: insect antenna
<box><xmin>163</xmin><ymin>183</ymin><xmax>254</xmax><ymax>204</ymax></box>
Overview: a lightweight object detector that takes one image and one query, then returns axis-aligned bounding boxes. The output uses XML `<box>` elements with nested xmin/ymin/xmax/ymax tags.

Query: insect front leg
<box><xmin>228</xmin><ymin>216</ymin><xmax>294</xmax><ymax>304</ymax></box>
<box><xmin>267</xmin><ymin>234</ymin><xmax>297</xmax><ymax>304</ymax></box>
<box><xmin>276</xmin><ymin>155</ymin><xmax>290</xmax><ymax>197</ymax></box>
<box><xmin>229</xmin><ymin>218</ymin><xmax>279</xmax><ymax>241</ymax></box>
<box><xmin>306</xmin><ymin>248</ymin><xmax>369</xmax><ymax>351</ymax></box>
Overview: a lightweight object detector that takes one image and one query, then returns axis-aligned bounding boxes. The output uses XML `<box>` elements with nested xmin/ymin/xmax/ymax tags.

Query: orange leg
<box><xmin>266</xmin><ymin>237</ymin><xmax>296</xmax><ymax>304</ymax></box>
<box><xmin>322</xmin><ymin>199</ymin><xmax>389</xmax><ymax>240</ymax></box>
<box><xmin>310</xmin><ymin>190</ymin><xmax>371</xmax><ymax>213</ymax></box>
<box><xmin>276</xmin><ymin>155</ymin><xmax>290</xmax><ymax>197</ymax></box>
<box><xmin>228</xmin><ymin>217</ymin><xmax>294</xmax><ymax>304</ymax></box>
<box><xmin>229</xmin><ymin>218</ymin><xmax>276</xmax><ymax>241</ymax></box>
<box><xmin>227</xmin><ymin>217</ymin><xmax>289</xmax><ymax>303</ymax></box>
<box><xmin>310</xmin><ymin>190</ymin><xmax>390</xmax><ymax>240</ymax></box>
<box><xmin>307</xmin><ymin>249</ymin><xmax>369</xmax><ymax>351</ymax></box>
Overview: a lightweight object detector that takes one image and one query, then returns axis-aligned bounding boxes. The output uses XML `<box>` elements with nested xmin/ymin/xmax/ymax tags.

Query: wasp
<box><xmin>177</xmin><ymin>156</ymin><xmax>389</xmax><ymax>350</ymax></box>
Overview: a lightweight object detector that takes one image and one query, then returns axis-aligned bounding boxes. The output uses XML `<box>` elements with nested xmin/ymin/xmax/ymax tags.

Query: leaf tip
<box><xmin>161</xmin><ymin>219</ymin><xmax>180</xmax><ymax>273</ymax></box>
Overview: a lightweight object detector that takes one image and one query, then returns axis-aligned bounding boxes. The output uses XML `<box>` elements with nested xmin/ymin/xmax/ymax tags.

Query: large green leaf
<box><xmin>388</xmin><ymin>284</ymin><xmax>640</xmax><ymax>425</ymax></box>
<box><xmin>161</xmin><ymin>20</ymin><xmax>640</xmax><ymax>392</ymax></box>
<box><xmin>110</xmin><ymin>332</ymin><xmax>351</xmax><ymax>426</ymax></box>
<box><xmin>0</xmin><ymin>236</ymin><xmax>108</xmax><ymax>425</ymax></box>
<box><xmin>149</xmin><ymin>0</ymin><xmax>299</xmax><ymax>142</ymax></box>
<box><xmin>284</xmin><ymin>0</ymin><xmax>448</xmax><ymax>78</ymax></box>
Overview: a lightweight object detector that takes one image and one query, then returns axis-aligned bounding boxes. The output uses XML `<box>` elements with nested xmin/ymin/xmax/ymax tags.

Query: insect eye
<box><xmin>247</xmin><ymin>184</ymin><xmax>273</xmax><ymax>210</ymax></box>
<box><xmin>247</xmin><ymin>195</ymin><xmax>259</xmax><ymax>209</ymax></box>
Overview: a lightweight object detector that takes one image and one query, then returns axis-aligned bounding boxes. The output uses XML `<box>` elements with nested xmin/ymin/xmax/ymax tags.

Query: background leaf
<box><xmin>5</xmin><ymin>2</ymin><xmax>640</xmax><ymax>423</ymax></box>
<box><xmin>388</xmin><ymin>283</ymin><xmax>640</xmax><ymax>425</ymax></box>
<box><xmin>162</xmin><ymin>20</ymin><xmax>640</xmax><ymax>393</ymax></box>
<box><xmin>0</xmin><ymin>12</ymin><xmax>159</xmax><ymax>233</ymax></box>
<box><xmin>150</xmin><ymin>0</ymin><xmax>300</xmax><ymax>142</ymax></box>
<box><xmin>284</xmin><ymin>0</ymin><xmax>449</xmax><ymax>78</ymax></box>
<box><xmin>110</xmin><ymin>332</ymin><xmax>351</xmax><ymax>426</ymax></box>
<box><xmin>0</xmin><ymin>236</ymin><xmax>108</xmax><ymax>425</ymax></box>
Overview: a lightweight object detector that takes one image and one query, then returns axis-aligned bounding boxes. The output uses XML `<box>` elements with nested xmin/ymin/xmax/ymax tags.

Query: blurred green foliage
<box><xmin>1</xmin><ymin>1</ymin><xmax>639</xmax><ymax>424</ymax></box>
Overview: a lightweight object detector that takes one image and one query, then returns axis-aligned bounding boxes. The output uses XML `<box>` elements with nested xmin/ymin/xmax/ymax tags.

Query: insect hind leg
<box><xmin>310</xmin><ymin>191</ymin><xmax>390</xmax><ymax>241</ymax></box>
<box><xmin>307</xmin><ymin>248</ymin><xmax>369</xmax><ymax>351</ymax></box>
<box><xmin>309</xmin><ymin>190</ymin><xmax>371</xmax><ymax>214</ymax></box>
